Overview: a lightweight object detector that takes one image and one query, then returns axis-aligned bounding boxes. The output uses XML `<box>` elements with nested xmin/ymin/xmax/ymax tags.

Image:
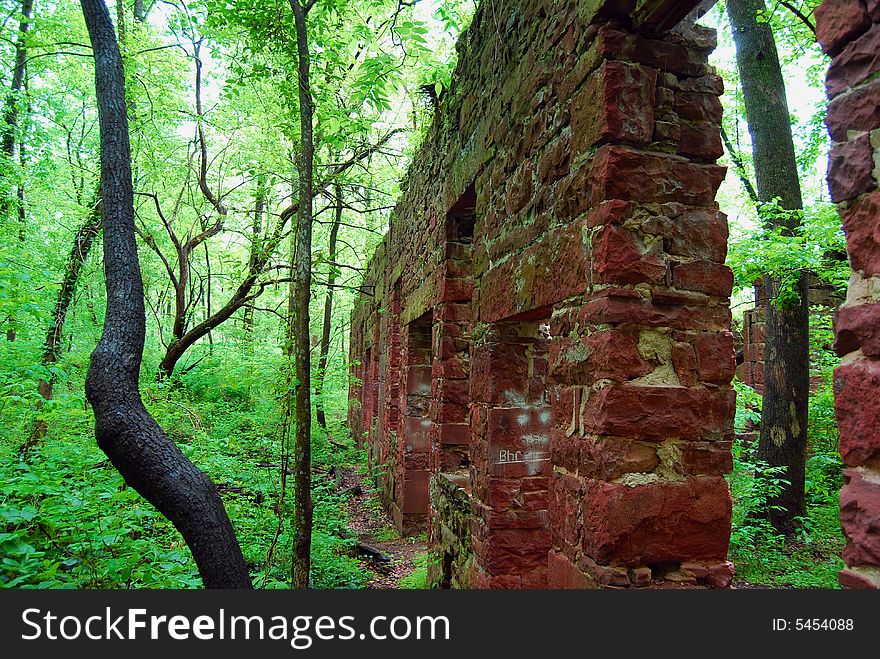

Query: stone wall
<box><xmin>428</xmin><ymin>474</ymin><xmax>473</xmax><ymax>588</ymax></box>
<box><xmin>349</xmin><ymin>0</ymin><xmax>736</xmax><ymax>588</ymax></box>
<box><xmin>816</xmin><ymin>0</ymin><xmax>880</xmax><ymax>589</ymax></box>
<box><xmin>739</xmin><ymin>277</ymin><xmax>843</xmax><ymax>395</ymax></box>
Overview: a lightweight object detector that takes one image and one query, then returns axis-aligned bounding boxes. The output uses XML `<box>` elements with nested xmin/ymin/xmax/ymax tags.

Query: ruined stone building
<box><xmin>347</xmin><ymin>0</ymin><xmax>880</xmax><ymax>589</ymax></box>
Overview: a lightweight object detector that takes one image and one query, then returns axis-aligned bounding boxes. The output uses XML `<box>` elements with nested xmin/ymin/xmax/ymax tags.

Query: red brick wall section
<box><xmin>349</xmin><ymin>0</ymin><xmax>735</xmax><ymax>587</ymax></box>
<box><xmin>817</xmin><ymin>0</ymin><xmax>880</xmax><ymax>590</ymax></box>
<box><xmin>741</xmin><ymin>307</ymin><xmax>766</xmax><ymax>393</ymax></box>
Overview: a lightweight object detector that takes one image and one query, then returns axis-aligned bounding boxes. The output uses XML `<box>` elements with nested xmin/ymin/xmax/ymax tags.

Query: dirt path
<box><xmin>341</xmin><ymin>466</ymin><xmax>427</xmax><ymax>589</ymax></box>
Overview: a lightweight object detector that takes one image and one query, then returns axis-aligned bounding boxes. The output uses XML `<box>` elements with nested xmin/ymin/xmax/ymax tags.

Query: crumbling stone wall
<box><xmin>350</xmin><ymin>0</ymin><xmax>737</xmax><ymax>588</ymax></box>
<box><xmin>816</xmin><ymin>0</ymin><xmax>880</xmax><ymax>590</ymax></box>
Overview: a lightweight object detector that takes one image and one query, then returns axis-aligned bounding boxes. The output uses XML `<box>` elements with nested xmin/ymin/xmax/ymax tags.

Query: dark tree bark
<box><xmin>2</xmin><ymin>0</ymin><xmax>34</xmax><ymax>236</ymax></box>
<box><xmin>242</xmin><ymin>175</ymin><xmax>266</xmax><ymax>340</ymax></box>
<box><xmin>79</xmin><ymin>0</ymin><xmax>251</xmax><ymax>588</ymax></box>
<box><xmin>288</xmin><ymin>0</ymin><xmax>315</xmax><ymax>590</ymax></box>
<box><xmin>2</xmin><ymin>0</ymin><xmax>33</xmax><ymax>160</ymax></box>
<box><xmin>26</xmin><ymin>193</ymin><xmax>103</xmax><ymax>446</ymax></box>
<box><xmin>154</xmin><ymin>133</ymin><xmax>397</xmax><ymax>378</ymax></box>
<box><xmin>315</xmin><ymin>185</ymin><xmax>342</xmax><ymax>431</ymax></box>
<box><xmin>728</xmin><ymin>0</ymin><xmax>809</xmax><ymax>535</ymax></box>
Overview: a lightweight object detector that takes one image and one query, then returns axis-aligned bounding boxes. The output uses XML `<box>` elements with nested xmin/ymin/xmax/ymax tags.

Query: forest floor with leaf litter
<box><xmin>340</xmin><ymin>466</ymin><xmax>427</xmax><ymax>589</ymax></box>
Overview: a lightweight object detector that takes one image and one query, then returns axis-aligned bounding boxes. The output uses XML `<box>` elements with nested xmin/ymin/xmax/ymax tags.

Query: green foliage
<box><xmin>727</xmin><ymin>199</ymin><xmax>848</xmax><ymax>308</ymax></box>
<box><xmin>399</xmin><ymin>551</ymin><xmax>428</xmax><ymax>590</ymax></box>
<box><xmin>728</xmin><ymin>373</ymin><xmax>845</xmax><ymax>588</ymax></box>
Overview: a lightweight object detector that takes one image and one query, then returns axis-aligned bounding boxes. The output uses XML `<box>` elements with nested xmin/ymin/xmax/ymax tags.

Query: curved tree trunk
<box><xmin>315</xmin><ymin>185</ymin><xmax>341</xmax><ymax>431</ymax></box>
<box><xmin>288</xmin><ymin>0</ymin><xmax>314</xmax><ymax>590</ymax></box>
<box><xmin>79</xmin><ymin>0</ymin><xmax>251</xmax><ymax>588</ymax></box>
<box><xmin>728</xmin><ymin>0</ymin><xmax>809</xmax><ymax>535</ymax></box>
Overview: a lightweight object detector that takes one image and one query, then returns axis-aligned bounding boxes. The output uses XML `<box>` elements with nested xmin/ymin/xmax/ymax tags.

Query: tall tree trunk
<box><xmin>315</xmin><ymin>184</ymin><xmax>341</xmax><ymax>431</ymax></box>
<box><xmin>728</xmin><ymin>0</ymin><xmax>809</xmax><ymax>535</ymax></box>
<box><xmin>2</xmin><ymin>0</ymin><xmax>34</xmax><ymax>238</ymax></box>
<box><xmin>26</xmin><ymin>193</ymin><xmax>103</xmax><ymax>446</ymax></box>
<box><xmin>79</xmin><ymin>0</ymin><xmax>251</xmax><ymax>588</ymax></box>
<box><xmin>243</xmin><ymin>175</ymin><xmax>266</xmax><ymax>342</ymax></box>
<box><xmin>288</xmin><ymin>0</ymin><xmax>314</xmax><ymax>590</ymax></box>
<box><xmin>204</xmin><ymin>241</ymin><xmax>213</xmax><ymax>350</ymax></box>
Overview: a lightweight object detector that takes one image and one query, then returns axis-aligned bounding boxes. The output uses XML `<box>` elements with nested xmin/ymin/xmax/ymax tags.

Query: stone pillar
<box><xmin>470</xmin><ymin>321</ymin><xmax>552</xmax><ymax>588</ymax></box>
<box><xmin>394</xmin><ymin>314</ymin><xmax>432</xmax><ymax>533</ymax></box>
<box><xmin>378</xmin><ymin>288</ymin><xmax>402</xmax><ymax>507</ymax></box>
<box><xmin>546</xmin><ymin>22</ymin><xmax>736</xmax><ymax>589</ymax></box>
<box><xmin>816</xmin><ymin>0</ymin><xmax>880</xmax><ymax>589</ymax></box>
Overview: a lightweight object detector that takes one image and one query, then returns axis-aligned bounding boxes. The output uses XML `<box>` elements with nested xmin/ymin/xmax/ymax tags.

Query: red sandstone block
<box><xmin>439</xmin><ymin>423</ymin><xmax>470</xmax><ymax>445</ymax></box>
<box><xmin>578</xmin><ymin>436</ymin><xmax>660</xmax><ymax>481</ymax></box>
<box><xmin>483</xmin><ymin>507</ymin><xmax>549</xmax><ymax>531</ymax></box>
<box><xmin>672</xmin><ymin>73</ymin><xmax>724</xmax><ymax>95</ymax></box>
<box><xmin>582</xmin><ymin>383</ymin><xmax>736</xmax><ymax>441</ymax></box>
<box><xmin>828</xmin><ymin>133</ymin><xmax>875</xmax><ymax>202</ymax></box>
<box><xmin>677</xmin><ymin>122</ymin><xmax>724</xmax><ymax>161</ymax></box>
<box><xmin>815</xmin><ymin>0</ymin><xmax>871</xmax><ymax>55</ymax></box>
<box><xmin>404</xmin><ymin>451</ymin><xmax>429</xmax><ymax>471</ymax></box>
<box><xmin>437</xmin><ymin>302</ymin><xmax>472</xmax><ymax>324</ymax></box>
<box><xmin>577</xmin><ymin>555</ymin><xmax>630</xmax><ymax>587</ymax></box>
<box><xmin>488</xmin><ymin>406</ymin><xmax>552</xmax><ymax>451</ymax></box>
<box><xmin>666</xmin><ymin>208</ymin><xmax>729</xmax><ymax>263</ymax></box>
<box><xmin>405</xmin><ymin>365</ymin><xmax>432</xmax><ymax>396</ymax></box>
<box><xmin>826</xmin><ymin>78</ymin><xmax>880</xmax><ymax>141</ymax></box>
<box><xmin>487</xmin><ymin>478</ymin><xmax>526</xmax><ymax>509</ymax></box>
<box><xmin>579</xmin><ymin>296</ymin><xmax>732</xmax><ymax>332</ymax></box>
<box><xmin>672</xmin><ymin>260</ymin><xmax>734</xmax><ymax>297</ymax></box>
<box><xmin>519</xmin><ymin>564</ymin><xmax>549</xmax><ymax>589</ymax></box>
<box><xmin>506</xmin><ymin>160</ymin><xmax>535</xmax><ymax>215</ymax></box>
<box><xmin>827</xmin><ymin>22</ymin><xmax>880</xmax><ymax>97</ymax></box>
<box><xmin>588</xmin><ymin>145</ymin><xmax>726</xmax><ymax>207</ymax></box>
<box><xmin>528</xmin><ymin>219</ymin><xmax>590</xmax><ymax>309</ymax></box>
<box><xmin>679</xmin><ymin>441</ymin><xmax>734</xmax><ymax>476</ymax></box>
<box><xmin>402</xmin><ymin>470</ymin><xmax>430</xmax><ymax>514</ymax></box>
<box><xmin>440</xmin><ymin>446</ymin><xmax>468</xmax><ymax>471</ymax></box>
<box><xmin>440</xmin><ymin>277</ymin><xmax>474</xmax><ymax>303</ymax></box>
<box><xmin>840</xmin><ymin>469</ymin><xmax>880</xmax><ymax>567</ymax></box>
<box><xmin>572</xmin><ymin>60</ymin><xmax>657</xmax><ymax>154</ymax></box>
<box><xmin>470</xmin><ymin>342</ymin><xmax>529</xmax><ymax>403</ymax></box>
<box><xmin>548</xmin><ymin>550</ymin><xmax>598</xmax><ymax>589</ymax></box>
<box><xmin>585</xmin><ymin>199</ymin><xmax>635</xmax><ymax>228</ymax></box>
<box><xmin>835</xmin><ymin>303</ymin><xmax>880</xmax><ymax>356</ymax></box>
<box><xmin>835</xmin><ymin>359</ymin><xmax>880</xmax><ymax>466</ymax></box>
<box><xmin>433</xmin><ymin>354</ymin><xmax>468</xmax><ymax>380</ymax></box>
<box><xmin>674</xmin><ymin>92</ymin><xmax>723</xmax><ymax>124</ymax></box>
<box><xmin>480</xmin><ymin>528</ymin><xmax>552</xmax><ymax>573</ymax></box>
<box><xmin>598</xmin><ymin>26</ymin><xmax>706</xmax><ymax>77</ymax></box>
<box><xmin>592</xmin><ymin>224</ymin><xmax>667</xmax><ymax>285</ymax></box>
<box><xmin>841</xmin><ymin>191</ymin><xmax>880</xmax><ymax>276</ymax></box>
<box><xmin>437</xmin><ymin>378</ymin><xmax>470</xmax><ymax>407</ymax></box>
<box><xmin>548</xmin><ymin>329</ymin><xmax>652</xmax><ymax>386</ymax></box>
<box><xmin>680</xmin><ymin>560</ymin><xmax>735</xmax><ymax>588</ymax></box>
<box><xmin>537</xmin><ymin>132</ymin><xmax>572</xmax><ymax>184</ymax></box>
<box><xmin>550</xmin><ymin>430</ymin><xmax>580</xmax><ymax>473</ymax></box>
<box><xmin>436</xmin><ymin>399</ymin><xmax>468</xmax><ymax>424</ymax></box>
<box><xmin>581</xmin><ymin>476</ymin><xmax>732</xmax><ymax>564</ymax></box>
<box><xmin>672</xmin><ymin>341</ymin><xmax>699</xmax><ymax>387</ymax></box>
<box><xmin>839</xmin><ymin>569</ymin><xmax>879</xmax><ymax>589</ymax></box>
<box><xmin>694</xmin><ymin>331</ymin><xmax>736</xmax><ymax>385</ymax></box>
